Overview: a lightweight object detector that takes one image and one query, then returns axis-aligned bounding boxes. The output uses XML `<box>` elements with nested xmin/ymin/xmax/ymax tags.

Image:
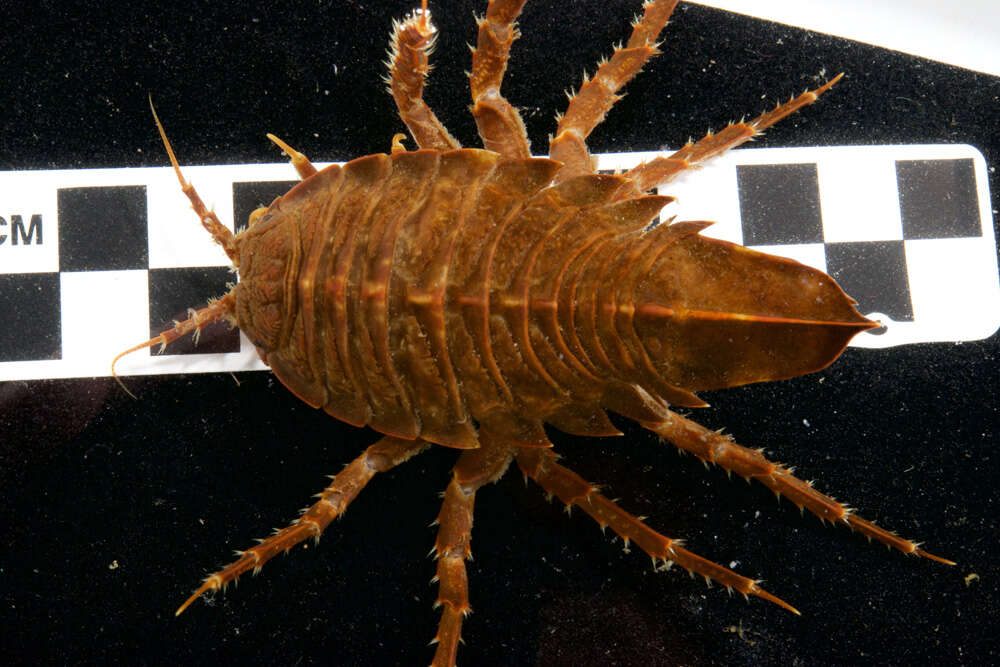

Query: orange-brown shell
<box><xmin>233</xmin><ymin>147</ymin><xmax>870</xmax><ymax>451</ymax></box>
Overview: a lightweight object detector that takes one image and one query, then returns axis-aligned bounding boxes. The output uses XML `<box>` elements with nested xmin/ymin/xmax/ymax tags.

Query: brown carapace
<box><xmin>115</xmin><ymin>1</ymin><xmax>953</xmax><ymax>664</ymax></box>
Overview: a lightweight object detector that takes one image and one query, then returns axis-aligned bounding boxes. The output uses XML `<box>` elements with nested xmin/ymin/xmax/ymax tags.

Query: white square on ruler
<box><xmin>60</xmin><ymin>270</ymin><xmax>149</xmax><ymax>376</ymax></box>
<box><xmin>817</xmin><ymin>151</ymin><xmax>903</xmax><ymax>242</ymax></box>
<box><xmin>905</xmin><ymin>236</ymin><xmax>1000</xmax><ymax>342</ymax></box>
<box><xmin>147</xmin><ymin>166</ymin><xmax>235</xmax><ymax>269</ymax></box>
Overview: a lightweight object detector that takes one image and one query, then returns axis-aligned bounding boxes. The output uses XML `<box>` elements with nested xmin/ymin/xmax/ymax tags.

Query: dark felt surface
<box><xmin>2</xmin><ymin>2</ymin><xmax>997</xmax><ymax>665</ymax></box>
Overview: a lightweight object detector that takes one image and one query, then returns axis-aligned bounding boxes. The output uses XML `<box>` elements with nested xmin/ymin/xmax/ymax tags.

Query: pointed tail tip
<box><xmin>849</xmin><ymin>315</ymin><xmax>882</xmax><ymax>334</ymax></box>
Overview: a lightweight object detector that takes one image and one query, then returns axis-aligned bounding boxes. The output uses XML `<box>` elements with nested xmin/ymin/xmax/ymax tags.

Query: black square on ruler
<box><xmin>896</xmin><ymin>158</ymin><xmax>980</xmax><ymax>239</ymax></box>
<box><xmin>825</xmin><ymin>241</ymin><xmax>912</xmax><ymax>322</ymax></box>
<box><xmin>58</xmin><ymin>186</ymin><xmax>148</xmax><ymax>272</ymax></box>
<box><xmin>0</xmin><ymin>273</ymin><xmax>61</xmax><ymax>361</ymax></box>
<box><xmin>232</xmin><ymin>181</ymin><xmax>298</xmax><ymax>234</ymax></box>
<box><xmin>737</xmin><ymin>163</ymin><xmax>823</xmax><ymax>245</ymax></box>
<box><xmin>148</xmin><ymin>267</ymin><xmax>240</xmax><ymax>355</ymax></box>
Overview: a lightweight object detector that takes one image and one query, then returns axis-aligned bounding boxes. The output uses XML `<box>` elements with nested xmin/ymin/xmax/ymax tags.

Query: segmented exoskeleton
<box><xmin>114</xmin><ymin>1</ymin><xmax>952</xmax><ymax>665</ymax></box>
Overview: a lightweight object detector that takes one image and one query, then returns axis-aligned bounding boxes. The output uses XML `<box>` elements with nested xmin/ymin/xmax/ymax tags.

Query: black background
<box><xmin>2</xmin><ymin>1</ymin><xmax>998</xmax><ymax>665</ymax></box>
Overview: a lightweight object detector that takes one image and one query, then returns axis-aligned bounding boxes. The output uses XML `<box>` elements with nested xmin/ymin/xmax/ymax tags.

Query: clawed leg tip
<box><xmin>753</xmin><ymin>586</ymin><xmax>801</xmax><ymax>616</ymax></box>
<box><xmin>176</xmin><ymin>584</ymin><xmax>213</xmax><ymax>616</ymax></box>
<box><xmin>775</xmin><ymin>598</ymin><xmax>802</xmax><ymax>616</ymax></box>
<box><xmin>917</xmin><ymin>549</ymin><xmax>956</xmax><ymax>566</ymax></box>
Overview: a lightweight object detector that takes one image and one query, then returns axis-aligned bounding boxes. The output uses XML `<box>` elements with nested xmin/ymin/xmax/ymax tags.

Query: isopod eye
<box><xmin>248</xmin><ymin>206</ymin><xmax>268</xmax><ymax>228</ymax></box>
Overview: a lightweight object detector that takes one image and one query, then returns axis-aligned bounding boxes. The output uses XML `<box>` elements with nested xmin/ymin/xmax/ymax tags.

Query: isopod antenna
<box><xmin>148</xmin><ymin>97</ymin><xmax>239</xmax><ymax>263</ymax></box>
<box><xmin>110</xmin><ymin>100</ymin><xmax>242</xmax><ymax>395</ymax></box>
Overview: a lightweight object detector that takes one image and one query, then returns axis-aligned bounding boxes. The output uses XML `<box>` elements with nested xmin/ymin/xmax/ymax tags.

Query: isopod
<box><xmin>111</xmin><ymin>1</ymin><xmax>954</xmax><ymax>665</ymax></box>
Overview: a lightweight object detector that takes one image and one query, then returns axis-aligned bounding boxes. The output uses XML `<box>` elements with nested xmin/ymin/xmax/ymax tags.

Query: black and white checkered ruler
<box><xmin>1</xmin><ymin>144</ymin><xmax>996</xmax><ymax>383</ymax></box>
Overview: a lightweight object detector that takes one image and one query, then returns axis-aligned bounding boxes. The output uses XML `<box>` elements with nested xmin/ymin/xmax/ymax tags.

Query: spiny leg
<box><xmin>267</xmin><ymin>133</ymin><xmax>317</xmax><ymax>179</ymax></box>
<box><xmin>175</xmin><ymin>436</ymin><xmax>430</xmax><ymax>615</ymax></box>
<box><xmin>643</xmin><ymin>410</ymin><xmax>955</xmax><ymax>565</ymax></box>
<box><xmin>388</xmin><ymin>0</ymin><xmax>461</xmax><ymax>151</ymax></box>
<box><xmin>515</xmin><ymin>447</ymin><xmax>800</xmax><ymax>614</ymax></box>
<box><xmin>430</xmin><ymin>438</ymin><xmax>515</xmax><ymax>667</ymax></box>
<box><xmin>149</xmin><ymin>98</ymin><xmax>238</xmax><ymax>264</ymax></box>
<box><xmin>469</xmin><ymin>0</ymin><xmax>531</xmax><ymax>160</ymax></box>
<box><xmin>549</xmin><ymin>0</ymin><xmax>679</xmax><ymax>181</ymax></box>
<box><xmin>622</xmin><ymin>74</ymin><xmax>843</xmax><ymax>196</ymax></box>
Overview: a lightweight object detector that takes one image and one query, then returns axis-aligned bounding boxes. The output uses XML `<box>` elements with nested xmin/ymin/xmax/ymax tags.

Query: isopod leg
<box><xmin>266</xmin><ymin>133</ymin><xmax>318</xmax><ymax>179</ymax></box>
<box><xmin>431</xmin><ymin>440</ymin><xmax>515</xmax><ymax>667</ymax></box>
<box><xmin>644</xmin><ymin>410</ymin><xmax>955</xmax><ymax>565</ymax></box>
<box><xmin>388</xmin><ymin>1</ymin><xmax>461</xmax><ymax>151</ymax></box>
<box><xmin>549</xmin><ymin>0</ymin><xmax>679</xmax><ymax>181</ymax></box>
<box><xmin>175</xmin><ymin>436</ymin><xmax>430</xmax><ymax>616</ymax></box>
<box><xmin>149</xmin><ymin>99</ymin><xmax>238</xmax><ymax>264</ymax></box>
<box><xmin>515</xmin><ymin>447</ymin><xmax>800</xmax><ymax>614</ymax></box>
<box><xmin>469</xmin><ymin>0</ymin><xmax>531</xmax><ymax>160</ymax></box>
<box><xmin>622</xmin><ymin>75</ymin><xmax>843</xmax><ymax>195</ymax></box>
